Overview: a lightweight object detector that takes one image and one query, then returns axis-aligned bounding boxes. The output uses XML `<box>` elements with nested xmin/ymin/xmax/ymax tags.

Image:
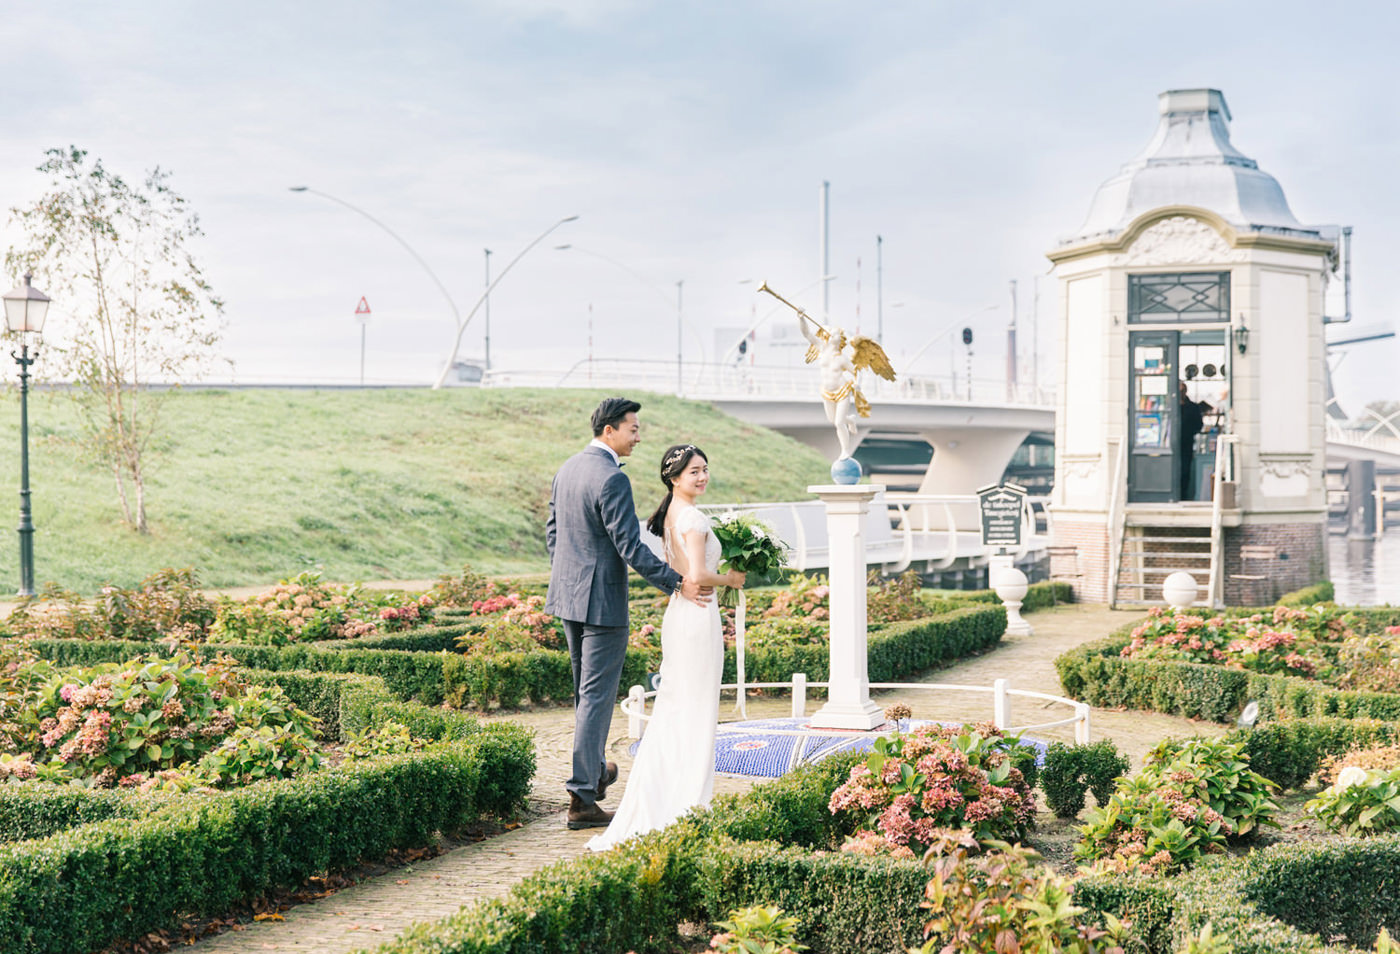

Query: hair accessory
<box><xmin>662</xmin><ymin>444</ymin><xmax>696</xmax><ymax>473</ymax></box>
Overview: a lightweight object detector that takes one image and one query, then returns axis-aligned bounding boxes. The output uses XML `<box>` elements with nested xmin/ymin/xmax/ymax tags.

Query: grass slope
<box><xmin>0</xmin><ymin>387</ymin><xmax>831</xmax><ymax>593</ymax></box>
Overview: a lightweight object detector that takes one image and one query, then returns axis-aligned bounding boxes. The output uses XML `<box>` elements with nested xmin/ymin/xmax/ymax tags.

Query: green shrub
<box><xmin>913</xmin><ymin>833</ymin><xmax>1131</xmax><ymax>954</ymax></box>
<box><xmin>1040</xmin><ymin>740</ymin><xmax>1131</xmax><ymax>818</ymax></box>
<box><xmin>1276</xmin><ymin>581</ymin><xmax>1335</xmax><ymax>607</ymax></box>
<box><xmin>1141</xmin><ymin>737</ymin><xmax>1279</xmax><ymax>839</ymax></box>
<box><xmin>1223</xmin><ymin>717</ymin><xmax>1400</xmax><ymax>791</ymax></box>
<box><xmin>1305</xmin><ymin>766</ymin><xmax>1400</xmax><ymax>836</ymax></box>
<box><xmin>0</xmin><ymin>730</ymin><xmax>533</xmax><ymax>954</ymax></box>
<box><xmin>1075</xmin><ymin>737</ymin><xmax>1276</xmax><ymax>876</ymax></box>
<box><xmin>0</xmin><ymin>784</ymin><xmax>145</xmax><ymax>843</ymax></box>
<box><xmin>710</xmin><ymin>904</ymin><xmax>807</xmax><ymax>954</ymax></box>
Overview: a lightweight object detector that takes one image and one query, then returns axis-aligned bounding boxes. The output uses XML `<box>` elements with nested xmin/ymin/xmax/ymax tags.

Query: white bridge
<box><xmin>485</xmin><ymin>359</ymin><xmax>1056</xmax><ymax>496</ymax></box>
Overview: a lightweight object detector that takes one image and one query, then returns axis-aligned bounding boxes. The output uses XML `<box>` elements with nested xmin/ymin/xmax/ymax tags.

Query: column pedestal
<box><xmin>807</xmin><ymin>484</ymin><xmax>885</xmax><ymax>731</ymax></box>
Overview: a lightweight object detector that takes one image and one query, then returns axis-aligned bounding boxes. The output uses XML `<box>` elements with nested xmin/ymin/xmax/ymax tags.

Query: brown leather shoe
<box><xmin>596</xmin><ymin>761</ymin><xmax>619</xmax><ymax>800</ymax></box>
<box><xmin>567</xmin><ymin>793</ymin><xmax>614</xmax><ymax>830</ymax></box>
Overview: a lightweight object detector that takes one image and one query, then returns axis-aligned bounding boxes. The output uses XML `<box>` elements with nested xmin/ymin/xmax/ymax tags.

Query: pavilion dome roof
<box><xmin>1064</xmin><ymin>89</ymin><xmax>1318</xmax><ymax>245</ymax></box>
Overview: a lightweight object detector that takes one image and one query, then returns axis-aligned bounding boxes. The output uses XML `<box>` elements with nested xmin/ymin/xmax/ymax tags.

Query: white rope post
<box><xmin>1075</xmin><ymin>703</ymin><xmax>1092</xmax><ymax>744</ymax></box>
<box><xmin>734</xmin><ymin>590</ymin><xmax>748</xmax><ymax>718</ymax></box>
<box><xmin>993</xmin><ymin>678</ymin><xmax>1011</xmax><ymax>730</ymax></box>
<box><xmin>791</xmin><ymin>672</ymin><xmax>807</xmax><ymax>719</ymax></box>
<box><xmin>627</xmin><ymin>684</ymin><xmax>646</xmax><ymax>740</ymax></box>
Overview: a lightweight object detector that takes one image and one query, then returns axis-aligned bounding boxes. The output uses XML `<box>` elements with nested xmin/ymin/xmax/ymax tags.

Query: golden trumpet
<box><xmin>756</xmin><ymin>282</ymin><xmax>829</xmax><ymax>335</ymax></box>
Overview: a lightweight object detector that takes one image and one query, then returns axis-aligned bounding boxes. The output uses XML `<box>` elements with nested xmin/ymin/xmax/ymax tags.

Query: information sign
<box><xmin>977</xmin><ymin>481</ymin><xmax>1026</xmax><ymax>549</ymax></box>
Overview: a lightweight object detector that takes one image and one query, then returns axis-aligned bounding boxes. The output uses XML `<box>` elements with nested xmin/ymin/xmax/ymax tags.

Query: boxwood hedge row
<box><xmin>29</xmin><ymin>600</ymin><xmax>1011</xmax><ymax>711</ymax></box>
<box><xmin>0</xmin><ymin>667</ymin><xmax>535</xmax><ymax>954</ymax></box>
<box><xmin>363</xmin><ymin>740</ymin><xmax>1400</xmax><ymax>954</ymax></box>
<box><xmin>1054</xmin><ymin>609</ymin><xmax>1400</xmax><ymax>729</ymax></box>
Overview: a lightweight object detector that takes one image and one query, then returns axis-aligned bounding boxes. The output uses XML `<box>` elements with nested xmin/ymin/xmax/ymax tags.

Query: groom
<box><xmin>546</xmin><ymin>396</ymin><xmax>710</xmax><ymax>830</ymax></box>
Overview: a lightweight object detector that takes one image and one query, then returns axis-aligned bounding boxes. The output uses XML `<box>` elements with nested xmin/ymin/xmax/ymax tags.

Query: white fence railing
<box><xmin>623</xmin><ymin>676</ymin><xmax>1092</xmax><ymax>744</ymax></box>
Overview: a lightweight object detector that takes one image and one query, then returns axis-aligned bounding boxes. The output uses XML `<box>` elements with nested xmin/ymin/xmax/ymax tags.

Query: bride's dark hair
<box><xmin>646</xmin><ymin>443</ymin><xmax>708</xmax><ymax>538</ymax></box>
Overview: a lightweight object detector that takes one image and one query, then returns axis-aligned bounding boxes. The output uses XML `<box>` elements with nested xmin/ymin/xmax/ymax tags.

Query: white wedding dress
<box><xmin>587</xmin><ymin>504</ymin><xmax>722</xmax><ymax>851</ymax></box>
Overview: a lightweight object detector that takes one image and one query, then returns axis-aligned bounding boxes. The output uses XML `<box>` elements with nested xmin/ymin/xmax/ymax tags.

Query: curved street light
<box><xmin>289</xmin><ymin>185</ymin><xmax>462</xmax><ymax>339</ymax></box>
<box><xmin>431</xmin><ymin>214</ymin><xmax>579</xmax><ymax>389</ymax></box>
<box><xmin>289</xmin><ymin>187</ymin><xmax>577</xmax><ymax>388</ymax></box>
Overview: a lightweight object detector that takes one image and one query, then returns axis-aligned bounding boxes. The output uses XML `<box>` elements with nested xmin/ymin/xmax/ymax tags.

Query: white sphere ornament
<box><xmin>992</xmin><ymin>566</ymin><xmax>1029</xmax><ymax>602</ymax></box>
<box><xmin>993</xmin><ymin>566</ymin><xmax>1032</xmax><ymax>636</ymax></box>
<box><xmin>1162</xmin><ymin>572</ymin><xmax>1200</xmax><ymax>610</ymax></box>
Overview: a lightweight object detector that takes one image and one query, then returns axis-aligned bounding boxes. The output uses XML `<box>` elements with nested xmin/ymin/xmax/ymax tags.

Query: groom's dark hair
<box><xmin>592</xmin><ymin>397</ymin><xmax>642</xmax><ymax>436</ymax></box>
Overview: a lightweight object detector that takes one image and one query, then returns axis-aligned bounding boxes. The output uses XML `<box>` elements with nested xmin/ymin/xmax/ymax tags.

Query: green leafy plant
<box><xmin>1179</xmin><ymin>922</ymin><xmax>1232</xmax><ymax>954</ymax></box>
<box><xmin>1</xmin><ymin>652</ymin><xmax>324</xmax><ymax>789</ymax></box>
<box><xmin>1075</xmin><ymin>737</ymin><xmax>1275</xmax><ymax>875</ymax></box>
<box><xmin>345</xmin><ymin>719</ymin><xmax>429</xmax><ymax>759</ymax></box>
<box><xmin>209</xmin><ymin>573</ymin><xmax>380</xmax><ymax>644</ymax></box>
<box><xmin>1142</xmin><ymin>737</ymin><xmax>1279</xmax><ymax>837</ymax></box>
<box><xmin>866</xmin><ymin>569</ymin><xmax>930</xmax><ymax>624</ymax></box>
<box><xmin>916</xmin><ymin>830</ymin><xmax>1130</xmax><ymax>954</ymax></box>
<box><xmin>710</xmin><ymin>905</ymin><xmax>807</xmax><ymax>954</ymax></box>
<box><xmin>1305</xmin><ymin>765</ymin><xmax>1400</xmax><ymax>836</ymax></box>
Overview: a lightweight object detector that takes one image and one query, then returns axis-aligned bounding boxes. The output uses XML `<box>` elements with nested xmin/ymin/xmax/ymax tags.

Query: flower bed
<box><xmin>0</xmin><ymin>664</ymin><xmax>533</xmax><ymax>953</ymax></box>
<box><xmin>1055</xmin><ymin>606</ymin><xmax>1400</xmax><ymax>727</ymax></box>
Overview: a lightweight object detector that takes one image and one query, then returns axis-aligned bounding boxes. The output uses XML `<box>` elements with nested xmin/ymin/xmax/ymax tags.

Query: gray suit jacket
<box><xmin>545</xmin><ymin>445</ymin><xmax>682</xmax><ymax>627</ymax></box>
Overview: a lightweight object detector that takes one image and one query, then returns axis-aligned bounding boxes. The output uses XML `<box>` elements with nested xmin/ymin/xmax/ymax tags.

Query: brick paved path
<box><xmin>185</xmin><ymin>604</ymin><xmax>1212</xmax><ymax>953</ymax></box>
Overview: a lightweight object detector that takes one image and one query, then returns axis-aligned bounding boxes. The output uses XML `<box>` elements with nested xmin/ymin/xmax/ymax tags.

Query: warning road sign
<box><xmin>355</xmin><ymin>297</ymin><xmax>371</xmax><ymax>320</ymax></box>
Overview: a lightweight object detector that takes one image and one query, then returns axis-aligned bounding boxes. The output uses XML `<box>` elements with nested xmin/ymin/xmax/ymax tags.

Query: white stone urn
<box><xmin>1162</xmin><ymin>571</ymin><xmax>1200</xmax><ymax>610</ymax></box>
<box><xmin>993</xmin><ymin>565</ymin><xmax>1033</xmax><ymax>636</ymax></box>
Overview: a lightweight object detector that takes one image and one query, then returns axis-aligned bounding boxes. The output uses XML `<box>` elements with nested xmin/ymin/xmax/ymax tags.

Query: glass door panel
<box><xmin>1128</xmin><ymin>332</ymin><xmax>1178</xmax><ymax>502</ymax></box>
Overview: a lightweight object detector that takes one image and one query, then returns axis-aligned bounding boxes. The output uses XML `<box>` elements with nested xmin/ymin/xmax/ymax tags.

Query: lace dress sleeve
<box><xmin>675</xmin><ymin>506</ymin><xmax>711</xmax><ymax>538</ymax></box>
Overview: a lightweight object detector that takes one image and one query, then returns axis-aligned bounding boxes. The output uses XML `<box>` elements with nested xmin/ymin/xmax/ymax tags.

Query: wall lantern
<box><xmin>1235</xmin><ymin>319</ymin><xmax>1249</xmax><ymax>355</ymax></box>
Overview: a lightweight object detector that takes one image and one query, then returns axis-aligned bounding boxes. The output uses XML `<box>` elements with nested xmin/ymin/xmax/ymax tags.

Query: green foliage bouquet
<box><xmin>711</xmin><ymin>513</ymin><xmax>790</xmax><ymax>607</ymax></box>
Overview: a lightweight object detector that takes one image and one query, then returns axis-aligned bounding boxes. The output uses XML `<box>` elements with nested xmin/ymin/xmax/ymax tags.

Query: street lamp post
<box><xmin>676</xmin><ymin>280</ymin><xmax>683</xmax><ymax>396</ymax></box>
<box><xmin>431</xmin><ymin>215</ymin><xmax>579</xmax><ymax>389</ymax></box>
<box><xmin>483</xmin><ymin>248</ymin><xmax>493</xmax><ymax>371</ymax></box>
<box><xmin>3</xmin><ymin>273</ymin><xmax>52</xmax><ymax>598</ymax></box>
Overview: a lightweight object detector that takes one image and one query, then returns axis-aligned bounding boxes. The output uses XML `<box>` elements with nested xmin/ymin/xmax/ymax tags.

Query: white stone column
<box><xmin>808</xmin><ymin>484</ymin><xmax>885</xmax><ymax>730</ymax></box>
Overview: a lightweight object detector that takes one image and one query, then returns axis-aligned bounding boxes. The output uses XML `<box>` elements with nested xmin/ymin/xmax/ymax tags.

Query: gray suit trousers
<box><xmin>562</xmin><ymin>618</ymin><xmax>629</xmax><ymax>805</ymax></box>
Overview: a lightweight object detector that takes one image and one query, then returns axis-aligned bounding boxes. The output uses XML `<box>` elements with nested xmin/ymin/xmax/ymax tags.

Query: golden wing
<box><xmin>850</xmin><ymin>336</ymin><xmax>896</xmax><ymax>381</ymax></box>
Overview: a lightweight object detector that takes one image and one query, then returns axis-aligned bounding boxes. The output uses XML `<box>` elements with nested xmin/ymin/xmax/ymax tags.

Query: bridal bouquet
<box><xmin>711</xmin><ymin>513</ymin><xmax>790</xmax><ymax>607</ymax></box>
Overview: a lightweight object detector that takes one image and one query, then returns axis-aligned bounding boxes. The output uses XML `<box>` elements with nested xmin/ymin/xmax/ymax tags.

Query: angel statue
<box><xmin>757</xmin><ymin>283</ymin><xmax>897</xmax><ymax>463</ymax></box>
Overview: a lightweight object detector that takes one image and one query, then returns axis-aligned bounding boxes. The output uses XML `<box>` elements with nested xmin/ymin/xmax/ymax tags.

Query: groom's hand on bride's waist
<box><xmin>677</xmin><ymin>578</ymin><xmax>713</xmax><ymax>605</ymax></box>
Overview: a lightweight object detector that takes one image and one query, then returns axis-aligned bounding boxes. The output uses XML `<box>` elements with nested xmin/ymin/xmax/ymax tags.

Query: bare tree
<box><xmin>6</xmin><ymin>146</ymin><xmax>224</xmax><ymax>532</ymax></box>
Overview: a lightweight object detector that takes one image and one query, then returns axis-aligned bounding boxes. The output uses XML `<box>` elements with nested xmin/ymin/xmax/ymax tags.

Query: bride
<box><xmin>586</xmin><ymin>443</ymin><xmax>744</xmax><ymax>851</ymax></box>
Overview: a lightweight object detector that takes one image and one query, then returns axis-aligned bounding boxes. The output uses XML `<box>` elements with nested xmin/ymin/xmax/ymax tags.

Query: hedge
<box><xmin>0</xmin><ymin>726</ymin><xmax>534</xmax><ymax>954</ymax></box>
<box><xmin>29</xmin><ymin>601</ymin><xmax>1010</xmax><ymax>711</ymax></box>
<box><xmin>1054</xmin><ymin>618</ymin><xmax>1400</xmax><ymax>729</ymax></box>
<box><xmin>1222</xmin><ymin>716</ymin><xmax>1400</xmax><ymax>790</ymax></box>
<box><xmin>0</xmin><ymin>785</ymin><xmax>148</xmax><ymax>844</ymax></box>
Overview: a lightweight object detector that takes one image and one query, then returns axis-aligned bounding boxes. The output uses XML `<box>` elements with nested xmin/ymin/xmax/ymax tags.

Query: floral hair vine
<box><xmin>663</xmin><ymin>445</ymin><xmax>696</xmax><ymax>473</ymax></box>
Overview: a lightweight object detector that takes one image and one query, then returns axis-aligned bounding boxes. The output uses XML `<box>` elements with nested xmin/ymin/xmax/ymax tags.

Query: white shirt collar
<box><xmin>589</xmin><ymin>439</ymin><xmax>621</xmax><ymax>466</ymax></box>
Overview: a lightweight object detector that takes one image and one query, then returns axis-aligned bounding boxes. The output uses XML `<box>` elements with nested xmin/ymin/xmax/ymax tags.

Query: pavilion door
<box><xmin>1128</xmin><ymin>332</ymin><xmax>1179</xmax><ymax>503</ymax></box>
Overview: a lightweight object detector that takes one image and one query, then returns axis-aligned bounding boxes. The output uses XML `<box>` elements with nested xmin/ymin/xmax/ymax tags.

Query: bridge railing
<box><xmin>1327</xmin><ymin>419</ymin><xmax>1400</xmax><ymax>457</ymax></box>
<box><xmin>482</xmin><ymin>359</ymin><xmax>1055</xmax><ymax>407</ymax></box>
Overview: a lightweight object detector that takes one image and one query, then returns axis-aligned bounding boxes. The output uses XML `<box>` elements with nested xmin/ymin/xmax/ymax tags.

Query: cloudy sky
<box><xmin>2</xmin><ymin>1</ymin><xmax>1394</xmax><ymax>413</ymax></box>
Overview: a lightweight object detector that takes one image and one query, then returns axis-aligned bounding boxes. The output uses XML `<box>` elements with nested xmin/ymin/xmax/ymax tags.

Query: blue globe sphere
<box><xmin>830</xmin><ymin>456</ymin><xmax>862</xmax><ymax>485</ymax></box>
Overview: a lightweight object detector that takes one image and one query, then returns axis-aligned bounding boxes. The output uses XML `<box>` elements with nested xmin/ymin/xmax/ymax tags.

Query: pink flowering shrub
<box><xmin>762</xmin><ymin>576</ymin><xmax>830</xmax><ymax>621</ymax></box>
<box><xmin>457</xmin><ymin>594</ymin><xmax>564</xmax><ymax>654</ymax></box>
<box><xmin>1</xmin><ymin>652</ymin><xmax>323</xmax><ymax>789</ymax></box>
<box><xmin>208</xmin><ymin>573</ymin><xmax>392</xmax><ymax>644</ymax></box>
<box><xmin>1</xmin><ymin>569</ymin><xmax>215</xmax><ymax>643</ymax></box>
<box><xmin>428</xmin><ymin>564</ymin><xmax>507</xmax><ymax>608</ymax></box>
<box><xmin>828</xmin><ymin>722</ymin><xmax>1035</xmax><ymax>858</ymax></box>
<box><xmin>1119</xmin><ymin>606</ymin><xmax>1327</xmax><ymax>678</ymax></box>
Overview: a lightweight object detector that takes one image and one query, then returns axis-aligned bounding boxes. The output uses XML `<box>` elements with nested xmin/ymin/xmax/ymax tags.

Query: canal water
<box><xmin>1329</xmin><ymin>527</ymin><xmax>1400</xmax><ymax>606</ymax></box>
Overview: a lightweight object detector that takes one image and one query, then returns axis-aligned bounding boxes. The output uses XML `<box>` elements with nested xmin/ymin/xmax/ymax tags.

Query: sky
<box><xmin>1</xmin><ymin>1</ymin><xmax>1395</xmax><ymax>414</ymax></box>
